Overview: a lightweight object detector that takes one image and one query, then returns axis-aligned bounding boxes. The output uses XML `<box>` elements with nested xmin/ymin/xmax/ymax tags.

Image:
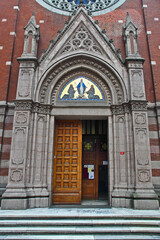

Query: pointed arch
<box><xmin>35</xmin><ymin>53</ymin><xmax>128</xmax><ymax>106</ymax></box>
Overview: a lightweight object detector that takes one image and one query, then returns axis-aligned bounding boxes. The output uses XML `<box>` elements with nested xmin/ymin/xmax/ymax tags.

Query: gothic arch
<box><xmin>35</xmin><ymin>54</ymin><xmax>128</xmax><ymax>106</ymax></box>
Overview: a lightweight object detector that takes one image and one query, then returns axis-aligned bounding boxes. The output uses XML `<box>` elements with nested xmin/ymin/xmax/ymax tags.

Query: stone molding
<box><xmin>111</xmin><ymin>101</ymin><xmax>147</xmax><ymax>115</ymax></box>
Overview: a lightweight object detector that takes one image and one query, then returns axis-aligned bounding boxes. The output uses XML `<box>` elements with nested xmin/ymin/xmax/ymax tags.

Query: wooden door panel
<box><xmin>82</xmin><ymin>137</ymin><xmax>96</xmax><ymax>200</ymax></box>
<box><xmin>82</xmin><ymin>180</ymin><xmax>95</xmax><ymax>199</ymax></box>
<box><xmin>53</xmin><ymin>120</ymin><xmax>82</xmax><ymax>204</ymax></box>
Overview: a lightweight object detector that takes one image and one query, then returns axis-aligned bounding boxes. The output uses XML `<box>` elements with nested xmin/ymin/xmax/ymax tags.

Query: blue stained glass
<box><xmin>68</xmin><ymin>0</ymin><xmax>95</xmax><ymax>4</ymax></box>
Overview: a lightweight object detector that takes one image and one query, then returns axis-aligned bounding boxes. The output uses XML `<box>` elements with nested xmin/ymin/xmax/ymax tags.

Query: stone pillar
<box><xmin>111</xmin><ymin>104</ymin><xmax>134</xmax><ymax>208</ymax></box>
<box><xmin>131</xmin><ymin>101</ymin><xmax>159</xmax><ymax>209</ymax></box>
<box><xmin>1</xmin><ymin>14</ymin><xmax>40</xmax><ymax>209</ymax></box>
<box><xmin>1</xmin><ymin>101</ymin><xmax>32</xmax><ymax>209</ymax></box>
<box><xmin>127</xmin><ymin>61</ymin><xmax>159</xmax><ymax>209</ymax></box>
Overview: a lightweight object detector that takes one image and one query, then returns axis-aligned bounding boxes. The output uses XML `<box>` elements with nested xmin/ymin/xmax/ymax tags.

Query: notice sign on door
<box><xmin>83</xmin><ymin>165</ymin><xmax>94</xmax><ymax>179</ymax></box>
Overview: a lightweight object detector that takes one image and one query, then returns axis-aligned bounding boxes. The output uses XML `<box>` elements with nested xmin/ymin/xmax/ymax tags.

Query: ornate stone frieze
<box><xmin>138</xmin><ymin>169</ymin><xmax>150</xmax><ymax>183</ymax></box>
<box><xmin>127</xmin><ymin>63</ymin><xmax>143</xmax><ymax>69</ymax></box>
<box><xmin>32</xmin><ymin>103</ymin><xmax>51</xmax><ymax>114</ymax></box>
<box><xmin>14</xmin><ymin>100</ymin><xmax>33</xmax><ymax>111</ymax></box>
<box><xmin>130</xmin><ymin>101</ymin><xmax>147</xmax><ymax>111</ymax></box>
<box><xmin>10</xmin><ymin>169</ymin><xmax>23</xmax><ymax>182</ymax></box>
<box><xmin>111</xmin><ymin>105</ymin><xmax>124</xmax><ymax>115</ymax></box>
<box><xmin>14</xmin><ymin>101</ymin><xmax>51</xmax><ymax>114</ymax></box>
<box><xmin>111</xmin><ymin>103</ymin><xmax>130</xmax><ymax>115</ymax></box>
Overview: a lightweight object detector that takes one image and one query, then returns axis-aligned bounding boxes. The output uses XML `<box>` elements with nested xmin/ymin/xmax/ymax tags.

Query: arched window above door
<box><xmin>58</xmin><ymin>76</ymin><xmax>104</xmax><ymax>101</ymax></box>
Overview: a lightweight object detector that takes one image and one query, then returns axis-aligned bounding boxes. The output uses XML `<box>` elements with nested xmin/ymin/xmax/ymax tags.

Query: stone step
<box><xmin>0</xmin><ymin>208</ymin><xmax>160</xmax><ymax>239</ymax></box>
<box><xmin>0</xmin><ymin>219</ymin><xmax>160</xmax><ymax>227</ymax></box>
<box><xmin>0</xmin><ymin>226</ymin><xmax>160</xmax><ymax>235</ymax></box>
<box><xmin>1</xmin><ymin>214</ymin><xmax>160</xmax><ymax>220</ymax></box>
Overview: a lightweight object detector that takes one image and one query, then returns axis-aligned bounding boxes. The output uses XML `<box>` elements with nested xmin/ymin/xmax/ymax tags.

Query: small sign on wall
<box><xmin>103</xmin><ymin>161</ymin><xmax>108</xmax><ymax>165</ymax></box>
<box><xmin>120</xmin><ymin>152</ymin><xmax>125</xmax><ymax>155</ymax></box>
<box><xmin>83</xmin><ymin>165</ymin><xmax>94</xmax><ymax>179</ymax></box>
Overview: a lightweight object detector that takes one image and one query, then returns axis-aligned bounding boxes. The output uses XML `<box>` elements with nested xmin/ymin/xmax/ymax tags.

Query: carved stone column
<box><xmin>127</xmin><ymin>60</ymin><xmax>159</xmax><ymax>209</ymax></box>
<box><xmin>1</xmin><ymin>101</ymin><xmax>32</xmax><ymax>209</ymax></box>
<box><xmin>111</xmin><ymin>104</ymin><xmax>134</xmax><ymax>208</ymax></box>
<box><xmin>130</xmin><ymin>101</ymin><xmax>159</xmax><ymax>209</ymax></box>
<box><xmin>1</xmin><ymin>14</ymin><xmax>40</xmax><ymax>209</ymax></box>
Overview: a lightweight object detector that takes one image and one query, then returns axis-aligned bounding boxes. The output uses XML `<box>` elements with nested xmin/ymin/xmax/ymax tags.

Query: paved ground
<box><xmin>0</xmin><ymin>206</ymin><xmax>160</xmax><ymax>217</ymax></box>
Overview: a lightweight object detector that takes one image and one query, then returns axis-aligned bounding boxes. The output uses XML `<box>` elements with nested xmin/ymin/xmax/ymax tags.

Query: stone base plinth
<box><xmin>1</xmin><ymin>198</ymin><xmax>27</xmax><ymax>210</ymax></box>
<box><xmin>133</xmin><ymin>191</ymin><xmax>159</xmax><ymax>210</ymax></box>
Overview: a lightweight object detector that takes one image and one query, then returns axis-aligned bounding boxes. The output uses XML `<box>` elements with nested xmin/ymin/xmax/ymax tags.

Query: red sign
<box><xmin>120</xmin><ymin>152</ymin><xmax>125</xmax><ymax>155</ymax></box>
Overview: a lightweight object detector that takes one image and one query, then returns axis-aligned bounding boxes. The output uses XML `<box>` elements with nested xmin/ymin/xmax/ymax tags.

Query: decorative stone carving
<box><xmin>135</xmin><ymin>128</ymin><xmax>149</xmax><ymax>166</ymax></box>
<box><xmin>59</xmin><ymin>24</ymin><xmax>103</xmax><ymax>56</ymax></box>
<box><xmin>131</xmin><ymin>70</ymin><xmax>144</xmax><ymax>98</ymax></box>
<box><xmin>10</xmin><ymin>169</ymin><xmax>23</xmax><ymax>182</ymax></box>
<box><xmin>123</xmin><ymin>12</ymin><xmax>141</xmax><ymax>58</ymax></box>
<box><xmin>138</xmin><ymin>169</ymin><xmax>150</xmax><ymax>183</ymax></box>
<box><xmin>130</xmin><ymin>101</ymin><xmax>147</xmax><ymax>111</ymax></box>
<box><xmin>32</xmin><ymin>103</ymin><xmax>51</xmax><ymax>114</ymax></box>
<box><xmin>36</xmin><ymin>0</ymin><xmax>127</xmax><ymax>15</ymax></box>
<box><xmin>18</xmin><ymin>70</ymin><xmax>31</xmax><ymax>98</ymax></box>
<box><xmin>111</xmin><ymin>105</ymin><xmax>124</xmax><ymax>115</ymax></box>
<box><xmin>15</xmin><ymin>112</ymin><xmax>28</xmax><ymax>124</ymax></box>
<box><xmin>135</xmin><ymin>113</ymin><xmax>146</xmax><ymax>125</ymax></box>
<box><xmin>22</xmin><ymin>13</ymin><xmax>40</xmax><ymax>58</ymax></box>
<box><xmin>128</xmin><ymin>63</ymin><xmax>143</xmax><ymax>69</ymax></box>
<box><xmin>14</xmin><ymin>100</ymin><xmax>32</xmax><ymax>111</ymax></box>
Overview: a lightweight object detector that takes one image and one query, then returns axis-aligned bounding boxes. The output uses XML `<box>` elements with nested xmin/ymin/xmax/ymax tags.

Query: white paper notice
<box><xmin>89</xmin><ymin>172</ymin><xmax>94</xmax><ymax>179</ymax></box>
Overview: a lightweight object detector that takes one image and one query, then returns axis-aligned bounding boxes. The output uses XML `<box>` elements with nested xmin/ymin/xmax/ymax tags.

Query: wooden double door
<box><xmin>53</xmin><ymin>120</ymin><xmax>108</xmax><ymax>204</ymax></box>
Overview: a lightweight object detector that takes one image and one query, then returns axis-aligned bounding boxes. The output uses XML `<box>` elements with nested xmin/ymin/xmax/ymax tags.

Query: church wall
<box><xmin>0</xmin><ymin>0</ymin><xmax>160</xmax><ymax>202</ymax></box>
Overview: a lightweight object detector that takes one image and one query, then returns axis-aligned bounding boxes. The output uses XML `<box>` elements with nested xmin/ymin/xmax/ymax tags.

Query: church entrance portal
<box><xmin>53</xmin><ymin>120</ymin><xmax>108</xmax><ymax>205</ymax></box>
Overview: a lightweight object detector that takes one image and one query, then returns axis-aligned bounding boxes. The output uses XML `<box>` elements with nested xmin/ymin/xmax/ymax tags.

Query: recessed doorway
<box><xmin>82</xmin><ymin>120</ymin><xmax>108</xmax><ymax>201</ymax></box>
<box><xmin>52</xmin><ymin>119</ymin><xmax>108</xmax><ymax>205</ymax></box>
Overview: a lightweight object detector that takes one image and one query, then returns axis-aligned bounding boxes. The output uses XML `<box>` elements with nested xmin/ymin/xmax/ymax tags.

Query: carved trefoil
<box><xmin>58</xmin><ymin>23</ymin><xmax>104</xmax><ymax>56</ymax></box>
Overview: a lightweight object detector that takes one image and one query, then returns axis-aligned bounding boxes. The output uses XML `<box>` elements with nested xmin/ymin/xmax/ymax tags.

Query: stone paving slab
<box><xmin>0</xmin><ymin>207</ymin><xmax>160</xmax><ymax>217</ymax></box>
<box><xmin>0</xmin><ymin>235</ymin><xmax>160</xmax><ymax>240</ymax></box>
